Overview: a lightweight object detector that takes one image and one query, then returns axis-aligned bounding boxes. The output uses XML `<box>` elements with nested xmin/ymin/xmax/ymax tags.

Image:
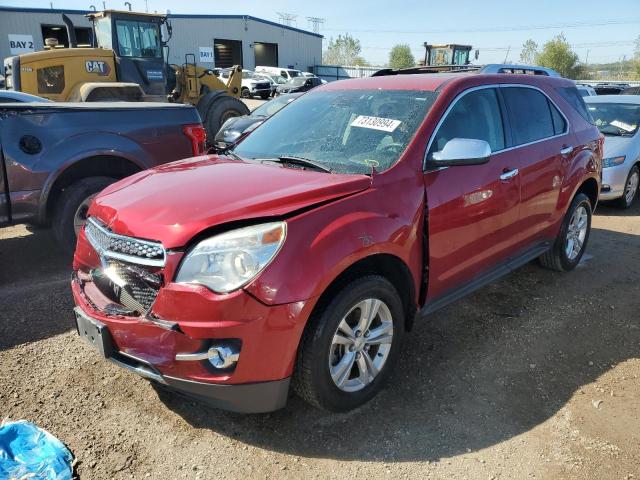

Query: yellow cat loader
<box><xmin>3</xmin><ymin>10</ymin><xmax>249</xmax><ymax>138</ymax></box>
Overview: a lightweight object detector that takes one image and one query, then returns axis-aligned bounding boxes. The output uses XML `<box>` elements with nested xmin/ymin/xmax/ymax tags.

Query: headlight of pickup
<box><xmin>175</xmin><ymin>222</ymin><xmax>286</xmax><ymax>293</ymax></box>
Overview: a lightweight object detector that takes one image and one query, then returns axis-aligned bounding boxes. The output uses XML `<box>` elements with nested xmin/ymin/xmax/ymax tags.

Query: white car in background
<box><xmin>301</xmin><ymin>71</ymin><xmax>328</xmax><ymax>84</ymax></box>
<box><xmin>576</xmin><ymin>84</ymin><xmax>597</xmax><ymax>97</ymax></box>
<box><xmin>585</xmin><ymin>95</ymin><xmax>640</xmax><ymax>208</ymax></box>
<box><xmin>255</xmin><ymin>66</ymin><xmax>303</xmax><ymax>82</ymax></box>
<box><xmin>219</xmin><ymin>69</ymin><xmax>271</xmax><ymax>99</ymax></box>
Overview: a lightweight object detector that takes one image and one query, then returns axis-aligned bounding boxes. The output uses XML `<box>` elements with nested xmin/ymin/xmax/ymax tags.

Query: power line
<box><xmin>324</xmin><ymin>18</ymin><xmax>640</xmax><ymax>35</ymax></box>
<box><xmin>276</xmin><ymin>12</ymin><xmax>298</xmax><ymax>27</ymax></box>
<box><xmin>306</xmin><ymin>16</ymin><xmax>325</xmax><ymax>34</ymax></box>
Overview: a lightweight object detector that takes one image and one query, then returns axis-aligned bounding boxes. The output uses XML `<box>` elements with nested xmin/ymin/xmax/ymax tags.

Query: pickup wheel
<box><xmin>204</xmin><ymin>95</ymin><xmax>249</xmax><ymax>140</ymax></box>
<box><xmin>539</xmin><ymin>192</ymin><xmax>592</xmax><ymax>272</ymax></box>
<box><xmin>52</xmin><ymin>176</ymin><xmax>115</xmax><ymax>253</ymax></box>
<box><xmin>293</xmin><ymin>276</ymin><xmax>404</xmax><ymax>412</ymax></box>
<box><xmin>614</xmin><ymin>165</ymin><xmax>639</xmax><ymax>209</ymax></box>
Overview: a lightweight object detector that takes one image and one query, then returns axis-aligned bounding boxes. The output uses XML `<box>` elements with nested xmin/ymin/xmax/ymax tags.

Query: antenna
<box><xmin>306</xmin><ymin>16</ymin><xmax>325</xmax><ymax>33</ymax></box>
<box><xmin>277</xmin><ymin>12</ymin><xmax>298</xmax><ymax>27</ymax></box>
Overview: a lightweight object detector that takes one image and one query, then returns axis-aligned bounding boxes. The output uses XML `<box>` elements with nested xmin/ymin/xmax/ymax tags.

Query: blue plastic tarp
<box><xmin>0</xmin><ymin>420</ymin><xmax>74</xmax><ymax>480</ymax></box>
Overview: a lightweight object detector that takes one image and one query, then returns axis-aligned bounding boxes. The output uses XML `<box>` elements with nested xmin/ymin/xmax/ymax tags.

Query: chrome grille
<box><xmin>85</xmin><ymin>217</ymin><xmax>165</xmax><ymax>267</ymax></box>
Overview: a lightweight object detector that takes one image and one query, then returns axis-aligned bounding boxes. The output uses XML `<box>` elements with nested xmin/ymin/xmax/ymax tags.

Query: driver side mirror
<box><xmin>430</xmin><ymin>138</ymin><xmax>491</xmax><ymax>166</ymax></box>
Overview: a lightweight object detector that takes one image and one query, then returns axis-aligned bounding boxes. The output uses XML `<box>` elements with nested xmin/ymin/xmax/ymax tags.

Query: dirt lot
<box><xmin>0</xmin><ymin>201</ymin><xmax>638</xmax><ymax>480</ymax></box>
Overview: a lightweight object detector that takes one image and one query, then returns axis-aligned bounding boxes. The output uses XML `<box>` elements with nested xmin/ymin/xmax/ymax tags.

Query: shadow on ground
<box><xmin>0</xmin><ymin>225</ymin><xmax>73</xmax><ymax>349</ymax></box>
<box><xmin>158</xmin><ymin>226</ymin><xmax>640</xmax><ymax>462</ymax></box>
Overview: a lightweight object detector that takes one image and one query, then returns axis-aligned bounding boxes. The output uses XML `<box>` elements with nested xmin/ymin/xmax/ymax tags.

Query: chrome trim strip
<box><xmin>423</xmin><ymin>83</ymin><xmax>571</xmax><ymax>171</ymax></box>
<box><xmin>85</xmin><ymin>217</ymin><xmax>166</xmax><ymax>267</ymax></box>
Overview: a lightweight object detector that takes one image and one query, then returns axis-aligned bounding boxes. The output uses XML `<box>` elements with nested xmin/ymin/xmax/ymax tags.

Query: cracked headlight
<box><xmin>176</xmin><ymin>222</ymin><xmax>286</xmax><ymax>293</ymax></box>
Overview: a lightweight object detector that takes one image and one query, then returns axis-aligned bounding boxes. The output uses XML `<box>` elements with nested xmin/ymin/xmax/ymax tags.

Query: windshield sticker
<box><xmin>610</xmin><ymin>120</ymin><xmax>636</xmax><ymax>132</ymax></box>
<box><xmin>351</xmin><ymin>115</ymin><xmax>401</xmax><ymax>132</ymax></box>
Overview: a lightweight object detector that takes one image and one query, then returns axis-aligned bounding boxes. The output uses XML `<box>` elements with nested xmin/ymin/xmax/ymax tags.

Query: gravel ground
<box><xmin>0</xmin><ymin>201</ymin><xmax>639</xmax><ymax>480</ymax></box>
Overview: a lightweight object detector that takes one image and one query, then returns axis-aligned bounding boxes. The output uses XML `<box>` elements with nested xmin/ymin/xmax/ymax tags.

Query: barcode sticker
<box><xmin>351</xmin><ymin>115</ymin><xmax>401</xmax><ymax>132</ymax></box>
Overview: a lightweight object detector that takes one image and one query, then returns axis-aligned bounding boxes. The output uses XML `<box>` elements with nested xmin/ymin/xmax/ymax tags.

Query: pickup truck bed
<box><xmin>0</xmin><ymin>102</ymin><xmax>203</xmax><ymax>251</ymax></box>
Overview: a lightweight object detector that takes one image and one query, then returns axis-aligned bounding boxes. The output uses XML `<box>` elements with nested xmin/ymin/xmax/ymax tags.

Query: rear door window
<box><xmin>428</xmin><ymin>87</ymin><xmax>505</xmax><ymax>158</ymax></box>
<box><xmin>502</xmin><ymin>87</ymin><xmax>555</xmax><ymax>145</ymax></box>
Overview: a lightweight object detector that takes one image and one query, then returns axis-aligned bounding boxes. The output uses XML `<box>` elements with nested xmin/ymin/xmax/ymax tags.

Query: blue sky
<box><xmin>2</xmin><ymin>0</ymin><xmax>639</xmax><ymax>65</ymax></box>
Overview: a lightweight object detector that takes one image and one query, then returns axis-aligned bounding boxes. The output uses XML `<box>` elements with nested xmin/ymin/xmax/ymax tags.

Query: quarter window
<box><xmin>502</xmin><ymin>87</ymin><xmax>556</xmax><ymax>145</ymax></box>
<box><xmin>428</xmin><ymin>87</ymin><xmax>505</xmax><ymax>159</ymax></box>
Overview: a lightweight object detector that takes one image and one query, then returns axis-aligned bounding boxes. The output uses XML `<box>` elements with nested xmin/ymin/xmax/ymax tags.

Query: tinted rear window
<box><xmin>557</xmin><ymin>86</ymin><xmax>594</xmax><ymax>124</ymax></box>
<box><xmin>502</xmin><ymin>87</ymin><xmax>555</xmax><ymax>145</ymax></box>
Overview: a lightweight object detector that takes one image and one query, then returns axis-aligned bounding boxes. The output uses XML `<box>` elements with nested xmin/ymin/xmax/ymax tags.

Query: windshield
<box><xmin>587</xmin><ymin>102</ymin><xmax>640</xmax><ymax>136</ymax></box>
<box><xmin>234</xmin><ymin>89</ymin><xmax>438</xmax><ymax>174</ymax></box>
<box><xmin>289</xmin><ymin>77</ymin><xmax>306</xmax><ymax>86</ymax></box>
<box><xmin>115</xmin><ymin>20</ymin><xmax>161</xmax><ymax>58</ymax></box>
<box><xmin>251</xmin><ymin>94</ymin><xmax>299</xmax><ymax>117</ymax></box>
<box><xmin>287</xmin><ymin>70</ymin><xmax>301</xmax><ymax>78</ymax></box>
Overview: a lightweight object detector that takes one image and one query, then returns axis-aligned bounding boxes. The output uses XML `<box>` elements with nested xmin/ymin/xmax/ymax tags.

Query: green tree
<box><xmin>519</xmin><ymin>39</ymin><xmax>538</xmax><ymax>65</ymax></box>
<box><xmin>388</xmin><ymin>44</ymin><xmax>415</xmax><ymax>69</ymax></box>
<box><xmin>536</xmin><ymin>33</ymin><xmax>583</xmax><ymax>78</ymax></box>
<box><xmin>323</xmin><ymin>34</ymin><xmax>368</xmax><ymax>66</ymax></box>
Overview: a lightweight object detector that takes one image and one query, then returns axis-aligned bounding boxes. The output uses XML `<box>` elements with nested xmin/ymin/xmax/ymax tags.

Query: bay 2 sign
<box><xmin>9</xmin><ymin>34</ymin><xmax>35</xmax><ymax>55</ymax></box>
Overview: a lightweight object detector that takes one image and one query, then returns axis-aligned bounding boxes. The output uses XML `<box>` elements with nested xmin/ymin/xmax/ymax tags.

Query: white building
<box><xmin>0</xmin><ymin>6</ymin><xmax>323</xmax><ymax>71</ymax></box>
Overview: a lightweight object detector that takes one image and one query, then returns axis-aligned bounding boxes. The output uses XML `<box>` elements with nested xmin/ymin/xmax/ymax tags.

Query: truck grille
<box><xmin>255</xmin><ymin>82</ymin><xmax>270</xmax><ymax>90</ymax></box>
<box><xmin>85</xmin><ymin>217</ymin><xmax>165</xmax><ymax>267</ymax></box>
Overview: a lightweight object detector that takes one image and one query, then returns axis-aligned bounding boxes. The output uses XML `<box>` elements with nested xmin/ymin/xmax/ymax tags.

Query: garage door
<box><xmin>254</xmin><ymin>42</ymin><xmax>278</xmax><ymax>67</ymax></box>
<box><xmin>214</xmin><ymin>39</ymin><xmax>242</xmax><ymax>68</ymax></box>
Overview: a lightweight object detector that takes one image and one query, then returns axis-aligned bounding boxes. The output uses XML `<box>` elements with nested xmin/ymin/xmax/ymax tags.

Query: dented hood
<box><xmin>89</xmin><ymin>156</ymin><xmax>371</xmax><ymax>248</ymax></box>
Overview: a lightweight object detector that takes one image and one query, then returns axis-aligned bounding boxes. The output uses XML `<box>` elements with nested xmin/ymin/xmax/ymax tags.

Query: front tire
<box><xmin>539</xmin><ymin>192</ymin><xmax>592</xmax><ymax>272</ymax></box>
<box><xmin>293</xmin><ymin>276</ymin><xmax>404</xmax><ymax>412</ymax></box>
<box><xmin>52</xmin><ymin>176</ymin><xmax>116</xmax><ymax>253</ymax></box>
<box><xmin>614</xmin><ymin>166</ymin><xmax>639</xmax><ymax>209</ymax></box>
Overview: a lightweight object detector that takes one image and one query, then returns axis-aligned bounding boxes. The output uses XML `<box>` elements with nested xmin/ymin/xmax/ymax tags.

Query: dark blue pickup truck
<box><xmin>0</xmin><ymin>102</ymin><xmax>204</xmax><ymax>251</ymax></box>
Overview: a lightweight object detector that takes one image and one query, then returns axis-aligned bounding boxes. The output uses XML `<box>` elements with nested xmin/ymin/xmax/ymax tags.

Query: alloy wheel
<box><xmin>565</xmin><ymin>205</ymin><xmax>588</xmax><ymax>261</ymax></box>
<box><xmin>328</xmin><ymin>298</ymin><xmax>394</xmax><ymax>392</ymax></box>
<box><xmin>624</xmin><ymin>170</ymin><xmax>639</xmax><ymax>205</ymax></box>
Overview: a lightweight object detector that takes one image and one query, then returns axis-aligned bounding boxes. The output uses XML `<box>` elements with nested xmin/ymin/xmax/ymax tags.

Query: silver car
<box><xmin>585</xmin><ymin>95</ymin><xmax>640</xmax><ymax>208</ymax></box>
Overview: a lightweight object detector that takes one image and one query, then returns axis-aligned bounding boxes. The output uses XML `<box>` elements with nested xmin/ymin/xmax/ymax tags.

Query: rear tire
<box><xmin>539</xmin><ymin>193</ymin><xmax>592</xmax><ymax>272</ymax></box>
<box><xmin>204</xmin><ymin>95</ymin><xmax>249</xmax><ymax>140</ymax></box>
<box><xmin>293</xmin><ymin>276</ymin><xmax>404</xmax><ymax>412</ymax></box>
<box><xmin>613</xmin><ymin>166</ymin><xmax>639</xmax><ymax>209</ymax></box>
<box><xmin>260</xmin><ymin>92</ymin><xmax>270</xmax><ymax>100</ymax></box>
<box><xmin>52</xmin><ymin>176</ymin><xmax>115</xmax><ymax>254</ymax></box>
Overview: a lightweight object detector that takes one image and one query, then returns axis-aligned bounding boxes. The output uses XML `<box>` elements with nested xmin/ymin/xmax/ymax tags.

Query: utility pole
<box><xmin>144</xmin><ymin>0</ymin><xmax>148</xmax><ymax>13</ymax></box>
<box><xmin>503</xmin><ymin>46</ymin><xmax>511</xmax><ymax>64</ymax></box>
<box><xmin>306</xmin><ymin>17</ymin><xmax>325</xmax><ymax>34</ymax></box>
<box><xmin>124</xmin><ymin>1</ymin><xmax>131</xmax><ymax>11</ymax></box>
<box><xmin>585</xmin><ymin>49</ymin><xmax>590</xmax><ymax>65</ymax></box>
<box><xmin>277</xmin><ymin>12</ymin><xmax>297</xmax><ymax>27</ymax></box>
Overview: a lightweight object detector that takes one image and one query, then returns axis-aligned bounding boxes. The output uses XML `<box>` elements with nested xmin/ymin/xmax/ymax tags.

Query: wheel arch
<box><xmin>308</xmin><ymin>253</ymin><xmax>418</xmax><ymax>333</ymax></box>
<box><xmin>41</xmin><ymin>155</ymin><xmax>142</xmax><ymax>223</ymax></box>
<box><xmin>575</xmin><ymin>176</ymin><xmax>599</xmax><ymax>210</ymax></box>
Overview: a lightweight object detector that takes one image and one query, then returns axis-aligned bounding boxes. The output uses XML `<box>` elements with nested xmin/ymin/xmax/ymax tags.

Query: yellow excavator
<box><xmin>3</xmin><ymin>10</ymin><xmax>249</xmax><ymax>138</ymax></box>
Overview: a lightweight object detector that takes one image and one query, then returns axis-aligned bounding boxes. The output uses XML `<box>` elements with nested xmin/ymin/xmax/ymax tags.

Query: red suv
<box><xmin>72</xmin><ymin>73</ymin><xmax>602</xmax><ymax>413</ymax></box>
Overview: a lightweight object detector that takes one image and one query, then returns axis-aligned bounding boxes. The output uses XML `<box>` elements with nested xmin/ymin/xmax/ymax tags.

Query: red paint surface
<box><xmin>73</xmin><ymin>73</ymin><xmax>602</xmax><ymax>387</ymax></box>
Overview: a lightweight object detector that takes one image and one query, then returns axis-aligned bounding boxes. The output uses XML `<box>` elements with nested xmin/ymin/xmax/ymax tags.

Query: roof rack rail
<box><xmin>372</xmin><ymin>63</ymin><xmax>560</xmax><ymax>78</ymax></box>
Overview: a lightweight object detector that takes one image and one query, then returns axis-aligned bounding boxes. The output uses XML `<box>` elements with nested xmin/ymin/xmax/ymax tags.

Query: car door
<box><xmin>424</xmin><ymin>86</ymin><xmax>522</xmax><ymax>300</ymax></box>
<box><xmin>500</xmin><ymin>85</ymin><xmax>572</xmax><ymax>244</ymax></box>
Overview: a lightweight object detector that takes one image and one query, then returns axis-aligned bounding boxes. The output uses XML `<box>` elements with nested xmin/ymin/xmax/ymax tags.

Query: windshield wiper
<box><xmin>268</xmin><ymin>156</ymin><xmax>333</xmax><ymax>173</ymax></box>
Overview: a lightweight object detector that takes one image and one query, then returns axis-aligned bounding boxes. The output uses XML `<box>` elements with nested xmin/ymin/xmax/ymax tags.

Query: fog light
<box><xmin>207</xmin><ymin>345</ymin><xmax>239</xmax><ymax>369</ymax></box>
<box><xmin>601</xmin><ymin>184</ymin><xmax>611</xmax><ymax>192</ymax></box>
<box><xmin>175</xmin><ymin>344</ymin><xmax>240</xmax><ymax>368</ymax></box>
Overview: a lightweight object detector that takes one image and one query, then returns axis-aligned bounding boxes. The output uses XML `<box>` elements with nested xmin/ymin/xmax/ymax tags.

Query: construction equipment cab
<box><xmin>3</xmin><ymin>10</ymin><xmax>248</xmax><ymax>137</ymax></box>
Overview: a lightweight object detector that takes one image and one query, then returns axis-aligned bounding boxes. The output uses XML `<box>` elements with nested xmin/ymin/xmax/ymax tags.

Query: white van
<box><xmin>255</xmin><ymin>66</ymin><xmax>303</xmax><ymax>81</ymax></box>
